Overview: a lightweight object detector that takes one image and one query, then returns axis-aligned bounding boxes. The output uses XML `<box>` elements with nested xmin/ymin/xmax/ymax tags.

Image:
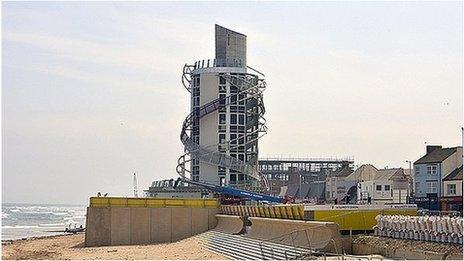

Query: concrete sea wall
<box><xmin>85</xmin><ymin>197</ymin><xmax>220</xmax><ymax>247</ymax></box>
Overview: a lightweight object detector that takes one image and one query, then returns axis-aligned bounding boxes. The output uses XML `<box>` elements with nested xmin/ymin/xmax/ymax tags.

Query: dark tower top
<box><xmin>215</xmin><ymin>24</ymin><xmax>247</xmax><ymax>67</ymax></box>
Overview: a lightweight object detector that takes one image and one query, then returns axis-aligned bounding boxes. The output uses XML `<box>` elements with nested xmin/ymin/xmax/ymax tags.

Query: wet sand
<box><xmin>2</xmin><ymin>233</ymin><xmax>225</xmax><ymax>260</ymax></box>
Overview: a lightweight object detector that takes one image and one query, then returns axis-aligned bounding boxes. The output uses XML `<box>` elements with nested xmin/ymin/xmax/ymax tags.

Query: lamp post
<box><xmin>406</xmin><ymin>160</ymin><xmax>413</xmax><ymax>203</ymax></box>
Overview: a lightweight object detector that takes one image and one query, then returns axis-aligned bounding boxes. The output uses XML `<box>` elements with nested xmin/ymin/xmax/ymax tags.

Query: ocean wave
<box><xmin>38</xmin><ymin>223</ymin><xmax>66</xmax><ymax>227</ymax></box>
<box><xmin>2</xmin><ymin>225</ymin><xmax>40</xmax><ymax>229</ymax></box>
<box><xmin>52</xmin><ymin>212</ymin><xmax>69</xmax><ymax>216</ymax></box>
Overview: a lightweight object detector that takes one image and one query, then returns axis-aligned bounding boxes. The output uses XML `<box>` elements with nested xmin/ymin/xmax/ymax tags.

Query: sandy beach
<box><xmin>2</xmin><ymin>233</ymin><xmax>225</xmax><ymax>260</ymax></box>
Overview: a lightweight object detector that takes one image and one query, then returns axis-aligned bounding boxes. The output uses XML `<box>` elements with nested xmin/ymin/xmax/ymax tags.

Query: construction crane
<box><xmin>133</xmin><ymin>173</ymin><xmax>139</xmax><ymax>198</ymax></box>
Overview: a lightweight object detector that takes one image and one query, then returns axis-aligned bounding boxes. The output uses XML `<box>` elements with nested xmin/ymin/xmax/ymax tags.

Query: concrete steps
<box><xmin>197</xmin><ymin>230</ymin><xmax>313</xmax><ymax>260</ymax></box>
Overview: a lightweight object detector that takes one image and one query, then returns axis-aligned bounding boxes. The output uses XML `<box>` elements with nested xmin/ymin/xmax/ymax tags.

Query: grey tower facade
<box><xmin>215</xmin><ymin>25</ymin><xmax>247</xmax><ymax>66</ymax></box>
<box><xmin>177</xmin><ymin>25</ymin><xmax>268</xmax><ymax>191</ymax></box>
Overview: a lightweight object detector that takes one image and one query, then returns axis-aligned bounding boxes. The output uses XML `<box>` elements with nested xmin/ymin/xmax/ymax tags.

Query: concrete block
<box><xmin>130</xmin><ymin>208</ymin><xmax>150</xmax><ymax>245</ymax></box>
<box><xmin>84</xmin><ymin>207</ymin><xmax>110</xmax><ymax>247</ymax></box>
<box><xmin>214</xmin><ymin>215</ymin><xmax>244</xmax><ymax>234</ymax></box>
<box><xmin>171</xmin><ymin>208</ymin><xmax>192</xmax><ymax>242</ymax></box>
<box><xmin>150</xmin><ymin>208</ymin><xmax>172</xmax><ymax>243</ymax></box>
<box><xmin>110</xmin><ymin>208</ymin><xmax>131</xmax><ymax>245</ymax></box>
<box><xmin>247</xmin><ymin>217</ymin><xmax>342</xmax><ymax>253</ymax></box>
<box><xmin>191</xmin><ymin>208</ymin><xmax>209</xmax><ymax>235</ymax></box>
<box><xmin>208</xmin><ymin>208</ymin><xmax>220</xmax><ymax>229</ymax></box>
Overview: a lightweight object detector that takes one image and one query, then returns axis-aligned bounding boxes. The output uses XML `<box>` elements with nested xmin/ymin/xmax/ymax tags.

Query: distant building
<box><xmin>346</xmin><ymin>164</ymin><xmax>410</xmax><ymax>204</ymax></box>
<box><xmin>258</xmin><ymin>157</ymin><xmax>354</xmax><ymax>196</ymax></box>
<box><xmin>144</xmin><ymin>179</ymin><xmax>209</xmax><ymax>198</ymax></box>
<box><xmin>325</xmin><ymin>165</ymin><xmax>356</xmax><ymax>204</ymax></box>
<box><xmin>413</xmin><ymin>145</ymin><xmax>463</xmax><ymax>211</ymax></box>
<box><xmin>442</xmin><ymin>166</ymin><xmax>463</xmax><ymax>212</ymax></box>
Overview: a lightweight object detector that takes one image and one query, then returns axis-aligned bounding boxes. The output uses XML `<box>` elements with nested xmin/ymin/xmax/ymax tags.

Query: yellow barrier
<box><xmin>219</xmin><ymin>204</ymin><xmax>417</xmax><ymax>231</ymax></box>
<box><xmin>89</xmin><ymin>197</ymin><xmax>220</xmax><ymax>208</ymax></box>
<box><xmin>219</xmin><ymin>204</ymin><xmax>306</xmax><ymax>220</ymax></box>
<box><xmin>312</xmin><ymin>208</ymin><xmax>417</xmax><ymax>231</ymax></box>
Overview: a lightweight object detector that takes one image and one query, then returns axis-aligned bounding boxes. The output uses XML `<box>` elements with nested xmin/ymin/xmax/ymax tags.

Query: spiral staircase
<box><xmin>176</xmin><ymin>60</ymin><xmax>269</xmax><ymax>191</ymax></box>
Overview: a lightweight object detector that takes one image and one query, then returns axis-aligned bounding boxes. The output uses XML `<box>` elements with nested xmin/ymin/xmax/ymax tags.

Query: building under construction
<box><xmin>176</xmin><ymin>25</ymin><xmax>268</xmax><ymax>190</ymax></box>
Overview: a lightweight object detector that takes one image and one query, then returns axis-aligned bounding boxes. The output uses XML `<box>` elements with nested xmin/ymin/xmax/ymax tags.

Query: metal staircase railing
<box><xmin>177</xmin><ymin>63</ymin><xmax>269</xmax><ymax>190</ymax></box>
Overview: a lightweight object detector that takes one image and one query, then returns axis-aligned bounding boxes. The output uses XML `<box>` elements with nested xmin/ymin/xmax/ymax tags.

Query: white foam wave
<box><xmin>52</xmin><ymin>212</ymin><xmax>69</xmax><ymax>216</ymax></box>
<box><xmin>38</xmin><ymin>223</ymin><xmax>66</xmax><ymax>227</ymax></box>
<box><xmin>2</xmin><ymin>225</ymin><xmax>40</xmax><ymax>229</ymax></box>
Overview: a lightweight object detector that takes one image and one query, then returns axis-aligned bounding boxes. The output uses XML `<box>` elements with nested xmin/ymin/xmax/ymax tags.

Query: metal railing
<box><xmin>193</xmin><ymin>58</ymin><xmax>245</xmax><ymax>69</ymax></box>
<box><xmin>177</xmin><ymin>63</ymin><xmax>269</xmax><ymax>190</ymax></box>
<box><xmin>259</xmin><ymin>156</ymin><xmax>355</xmax><ymax>163</ymax></box>
<box><xmin>417</xmin><ymin>209</ymin><xmax>462</xmax><ymax>217</ymax></box>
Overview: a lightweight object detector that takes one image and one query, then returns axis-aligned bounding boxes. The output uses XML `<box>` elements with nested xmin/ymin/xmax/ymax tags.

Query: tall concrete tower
<box><xmin>177</xmin><ymin>25</ymin><xmax>268</xmax><ymax>191</ymax></box>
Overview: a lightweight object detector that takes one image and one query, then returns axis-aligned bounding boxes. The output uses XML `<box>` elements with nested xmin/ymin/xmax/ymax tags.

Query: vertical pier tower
<box><xmin>177</xmin><ymin>25</ymin><xmax>268</xmax><ymax>190</ymax></box>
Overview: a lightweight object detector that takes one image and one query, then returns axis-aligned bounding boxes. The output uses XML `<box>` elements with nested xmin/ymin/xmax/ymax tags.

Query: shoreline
<box><xmin>2</xmin><ymin>232</ymin><xmax>77</xmax><ymax>245</ymax></box>
<box><xmin>2</xmin><ymin>233</ymin><xmax>225</xmax><ymax>260</ymax></box>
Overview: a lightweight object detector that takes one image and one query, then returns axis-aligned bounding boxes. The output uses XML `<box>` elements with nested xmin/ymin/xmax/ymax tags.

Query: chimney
<box><xmin>426</xmin><ymin>145</ymin><xmax>442</xmax><ymax>154</ymax></box>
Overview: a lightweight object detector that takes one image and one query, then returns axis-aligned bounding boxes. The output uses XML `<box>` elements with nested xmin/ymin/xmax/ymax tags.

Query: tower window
<box><xmin>219</xmin><ymin>94</ymin><xmax>226</xmax><ymax>105</ymax></box>
<box><xmin>227</xmin><ymin>34</ymin><xmax>230</xmax><ymax>46</ymax></box>
<box><xmin>219</xmin><ymin>76</ymin><xmax>226</xmax><ymax>84</ymax></box>
<box><xmin>219</xmin><ymin>133</ymin><xmax>226</xmax><ymax>143</ymax></box>
<box><xmin>219</xmin><ymin>113</ymin><xmax>226</xmax><ymax>124</ymax></box>
<box><xmin>238</xmin><ymin>114</ymin><xmax>245</xmax><ymax>125</ymax></box>
<box><xmin>231</xmin><ymin>114</ymin><xmax>237</xmax><ymax>124</ymax></box>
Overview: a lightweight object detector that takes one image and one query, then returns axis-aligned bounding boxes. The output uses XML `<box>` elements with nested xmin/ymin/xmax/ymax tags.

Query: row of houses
<box><xmin>323</xmin><ymin>145</ymin><xmax>462</xmax><ymax>212</ymax></box>
<box><xmin>413</xmin><ymin>145</ymin><xmax>463</xmax><ymax>212</ymax></box>
<box><xmin>325</xmin><ymin>164</ymin><xmax>410</xmax><ymax>205</ymax></box>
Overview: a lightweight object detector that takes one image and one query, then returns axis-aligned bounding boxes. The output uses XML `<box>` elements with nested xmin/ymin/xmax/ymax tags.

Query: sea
<box><xmin>1</xmin><ymin>203</ymin><xmax>86</xmax><ymax>240</ymax></box>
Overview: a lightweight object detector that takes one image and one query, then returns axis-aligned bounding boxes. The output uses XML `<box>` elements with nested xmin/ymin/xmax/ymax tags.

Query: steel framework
<box><xmin>177</xmin><ymin>59</ymin><xmax>269</xmax><ymax>190</ymax></box>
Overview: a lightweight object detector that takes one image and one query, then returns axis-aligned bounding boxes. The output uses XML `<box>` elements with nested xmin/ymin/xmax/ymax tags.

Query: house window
<box><xmin>376</xmin><ymin>185</ymin><xmax>382</xmax><ymax>191</ymax></box>
<box><xmin>426</xmin><ymin>181</ymin><xmax>437</xmax><ymax>193</ymax></box>
<box><xmin>427</xmin><ymin>165</ymin><xmax>437</xmax><ymax>175</ymax></box>
<box><xmin>384</xmin><ymin>185</ymin><xmax>391</xmax><ymax>191</ymax></box>
<box><xmin>415</xmin><ymin>181</ymin><xmax>420</xmax><ymax>193</ymax></box>
<box><xmin>447</xmin><ymin>184</ymin><xmax>456</xmax><ymax>195</ymax></box>
<box><xmin>415</xmin><ymin>166</ymin><xmax>420</xmax><ymax>175</ymax></box>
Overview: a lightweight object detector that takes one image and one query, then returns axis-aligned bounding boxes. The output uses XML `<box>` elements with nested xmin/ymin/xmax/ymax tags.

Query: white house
<box><xmin>346</xmin><ymin>165</ymin><xmax>409</xmax><ymax>204</ymax></box>
<box><xmin>325</xmin><ymin>165</ymin><xmax>355</xmax><ymax>203</ymax></box>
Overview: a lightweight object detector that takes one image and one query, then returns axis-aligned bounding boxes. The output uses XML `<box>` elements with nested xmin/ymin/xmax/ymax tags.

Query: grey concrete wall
<box><xmin>84</xmin><ymin>207</ymin><xmax>110</xmax><ymax>247</ymax></box>
<box><xmin>110</xmin><ymin>208</ymin><xmax>131</xmax><ymax>245</ymax></box>
<box><xmin>85</xmin><ymin>207</ymin><xmax>218</xmax><ymax>247</ymax></box>
<box><xmin>171</xmin><ymin>208</ymin><xmax>192</xmax><ymax>242</ymax></box>
<box><xmin>151</xmin><ymin>208</ymin><xmax>172</xmax><ymax>243</ymax></box>
<box><xmin>208</xmin><ymin>208</ymin><xmax>220</xmax><ymax>229</ymax></box>
<box><xmin>192</xmin><ymin>208</ymin><xmax>209</xmax><ymax>234</ymax></box>
<box><xmin>130</xmin><ymin>208</ymin><xmax>150</xmax><ymax>245</ymax></box>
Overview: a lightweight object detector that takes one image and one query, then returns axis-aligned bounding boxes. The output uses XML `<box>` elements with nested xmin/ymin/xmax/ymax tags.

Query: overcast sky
<box><xmin>2</xmin><ymin>2</ymin><xmax>462</xmax><ymax>205</ymax></box>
